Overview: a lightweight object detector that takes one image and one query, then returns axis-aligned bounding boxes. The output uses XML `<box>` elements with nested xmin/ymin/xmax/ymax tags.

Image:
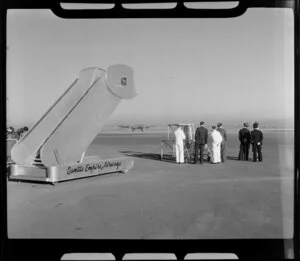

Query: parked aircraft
<box><xmin>118</xmin><ymin>124</ymin><xmax>152</xmax><ymax>132</ymax></box>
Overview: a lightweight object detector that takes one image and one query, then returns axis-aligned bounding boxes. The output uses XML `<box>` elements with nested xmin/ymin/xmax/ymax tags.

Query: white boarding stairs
<box><xmin>10</xmin><ymin>65</ymin><xmax>136</xmax><ymax>183</ymax></box>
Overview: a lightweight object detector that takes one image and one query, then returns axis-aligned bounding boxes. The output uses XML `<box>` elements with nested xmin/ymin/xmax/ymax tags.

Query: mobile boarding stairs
<box><xmin>9</xmin><ymin>65</ymin><xmax>136</xmax><ymax>184</ymax></box>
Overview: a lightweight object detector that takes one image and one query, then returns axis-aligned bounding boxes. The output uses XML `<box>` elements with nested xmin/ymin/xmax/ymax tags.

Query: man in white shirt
<box><xmin>211</xmin><ymin>125</ymin><xmax>223</xmax><ymax>163</ymax></box>
<box><xmin>174</xmin><ymin>125</ymin><xmax>186</xmax><ymax>164</ymax></box>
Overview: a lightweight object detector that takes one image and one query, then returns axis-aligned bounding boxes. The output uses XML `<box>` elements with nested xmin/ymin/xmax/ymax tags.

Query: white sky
<box><xmin>6</xmin><ymin>8</ymin><xmax>294</xmax><ymax>128</ymax></box>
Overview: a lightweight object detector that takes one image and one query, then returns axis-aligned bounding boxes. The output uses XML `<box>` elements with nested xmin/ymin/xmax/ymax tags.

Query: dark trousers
<box><xmin>194</xmin><ymin>144</ymin><xmax>205</xmax><ymax>163</ymax></box>
<box><xmin>252</xmin><ymin>144</ymin><xmax>263</xmax><ymax>162</ymax></box>
<box><xmin>238</xmin><ymin>143</ymin><xmax>249</xmax><ymax>160</ymax></box>
<box><xmin>220</xmin><ymin>143</ymin><xmax>226</xmax><ymax>162</ymax></box>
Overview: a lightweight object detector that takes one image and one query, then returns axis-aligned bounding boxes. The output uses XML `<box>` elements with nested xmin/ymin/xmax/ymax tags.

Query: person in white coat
<box><xmin>174</xmin><ymin>125</ymin><xmax>186</xmax><ymax>164</ymax></box>
<box><xmin>211</xmin><ymin>125</ymin><xmax>223</xmax><ymax>163</ymax></box>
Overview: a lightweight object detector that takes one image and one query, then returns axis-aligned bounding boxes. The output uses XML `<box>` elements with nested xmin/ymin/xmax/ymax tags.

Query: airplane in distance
<box><xmin>118</xmin><ymin>124</ymin><xmax>152</xmax><ymax>132</ymax></box>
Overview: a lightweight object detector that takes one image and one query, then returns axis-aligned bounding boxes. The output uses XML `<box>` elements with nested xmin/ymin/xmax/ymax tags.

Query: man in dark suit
<box><xmin>238</xmin><ymin>122</ymin><xmax>251</xmax><ymax>160</ymax></box>
<box><xmin>194</xmin><ymin>121</ymin><xmax>208</xmax><ymax>164</ymax></box>
<box><xmin>217</xmin><ymin>122</ymin><xmax>227</xmax><ymax>162</ymax></box>
<box><xmin>251</xmin><ymin>122</ymin><xmax>263</xmax><ymax>162</ymax></box>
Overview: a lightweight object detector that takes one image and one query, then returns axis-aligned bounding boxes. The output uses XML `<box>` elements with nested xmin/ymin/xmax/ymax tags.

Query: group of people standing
<box><xmin>174</xmin><ymin>121</ymin><xmax>263</xmax><ymax>164</ymax></box>
<box><xmin>238</xmin><ymin>122</ymin><xmax>263</xmax><ymax>162</ymax></box>
<box><xmin>194</xmin><ymin>121</ymin><xmax>226</xmax><ymax>164</ymax></box>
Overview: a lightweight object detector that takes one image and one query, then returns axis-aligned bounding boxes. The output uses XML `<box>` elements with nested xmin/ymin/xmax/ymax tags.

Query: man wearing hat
<box><xmin>194</xmin><ymin>121</ymin><xmax>208</xmax><ymax>164</ymax></box>
<box><xmin>217</xmin><ymin>123</ymin><xmax>227</xmax><ymax>162</ymax></box>
<box><xmin>238</xmin><ymin>122</ymin><xmax>251</xmax><ymax>160</ymax></box>
<box><xmin>251</xmin><ymin>122</ymin><xmax>263</xmax><ymax>162</ymax></box>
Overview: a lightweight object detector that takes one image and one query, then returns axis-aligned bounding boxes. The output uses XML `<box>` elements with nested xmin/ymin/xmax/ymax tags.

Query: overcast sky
<box><xmin>7</xmin><ymin>8</ymin><xmax>294</xmax><ymax>128</ymax></box>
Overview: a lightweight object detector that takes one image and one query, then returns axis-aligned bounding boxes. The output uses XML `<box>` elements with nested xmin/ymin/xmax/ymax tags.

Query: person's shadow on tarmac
<box><xmin>121</xmin><ymin>151</ymin><xmax>247</xmax><ymax>163</ymax></box>
<box><xmin>226</xmin><ymin>156</ymin><xmax>239</xmax><ymax>161</ymax></box>
<box><xmin>120</xmin><ymin>150</ymin><xmax>209</xmax><ymax>164</ymax></box>
<box><xmin>120</xmin><ymin>150</ymin><xmax>173</xmax><ymax>162</ymax></box>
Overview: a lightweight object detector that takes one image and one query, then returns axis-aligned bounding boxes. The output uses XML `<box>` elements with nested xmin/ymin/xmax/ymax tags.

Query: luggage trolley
<box><xmin>160</xmin><ymin>123</ymin><xmax>195</xmax><ymax>163</ymax></box>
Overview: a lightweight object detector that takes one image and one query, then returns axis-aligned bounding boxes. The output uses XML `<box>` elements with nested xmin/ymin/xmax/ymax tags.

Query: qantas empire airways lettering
<box><xmin>67</xmin><ymin>161</ymin><xmax>122</xmax><ymax>175</ymax></box>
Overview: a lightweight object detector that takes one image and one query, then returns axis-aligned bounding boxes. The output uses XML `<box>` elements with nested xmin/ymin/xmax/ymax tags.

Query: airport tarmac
<box><xmin>7</xmin><ymin>131</ymin><xmax>294</xmax><ymax>239</ymax></box>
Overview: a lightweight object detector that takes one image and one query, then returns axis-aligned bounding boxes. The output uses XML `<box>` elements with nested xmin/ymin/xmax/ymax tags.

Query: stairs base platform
<box><xmin>9</xmin><ymin>157</ymin><xmax>134</xmax><ymax>184</ymax></box>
